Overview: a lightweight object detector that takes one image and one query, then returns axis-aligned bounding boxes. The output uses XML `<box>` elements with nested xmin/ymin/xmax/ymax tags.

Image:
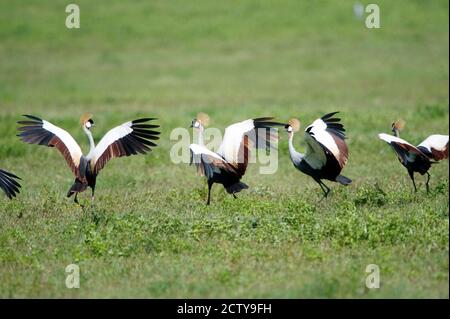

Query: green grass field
<box><xmin>0</xmin><ymin>0</ymin><xmax>448</xmax><ymax>298</ymax></box>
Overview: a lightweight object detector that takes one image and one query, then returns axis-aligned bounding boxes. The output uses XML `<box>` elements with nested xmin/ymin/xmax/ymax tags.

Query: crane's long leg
<box><xmin>91</xmin><ymin>187</ymin><xmax>95</xmax><ymax>206</ymax></box>
<box><xmin>314</xmin><ymin>179</ymin><xmax>329</xmax><ymax>199</ymax></box>
<box><xmin>315</xmin><ymin>179</ymin><xmax>325</xmax><ymax>195</ymax></box>
<box><xmin>425</xmin><ymin>172</ymin><xmax>431</xmax><ymax>194</ymax></box>
<box><xmin>408</xmin><ymin>169</ymin><xmax>417</xmax><ymax>193</ymax></box>
<box><xmin>206</xmin><ymin>180</ymin><xmax>213</xmax><ymax>205</ymax></box>
<box><xmin>320</xmin><ymin>180</ymin><xmax>331</xmax><ymax>198</ymax></box>
<box><xmin>74</xmin><ymin>193</ymin><xmax>84</xmax><ymax>208</ymax></box>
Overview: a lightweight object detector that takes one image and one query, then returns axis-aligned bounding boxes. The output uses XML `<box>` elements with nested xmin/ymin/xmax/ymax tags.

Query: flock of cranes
<box><xmin>1</xmin><ymin>112</ymin><xmax>448</xmax><ymax>205</ymax></box>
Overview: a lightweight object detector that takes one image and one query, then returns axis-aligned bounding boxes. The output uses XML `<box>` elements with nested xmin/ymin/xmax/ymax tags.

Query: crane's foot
<box><xmin>74</xmin><ymin>194</ymin><xmax>85</xmax><ymax>209</ymax></box>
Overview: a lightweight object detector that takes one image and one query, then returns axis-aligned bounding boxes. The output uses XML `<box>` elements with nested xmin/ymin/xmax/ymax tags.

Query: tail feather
<box><xmin>225</xmin><ymin>182</ymin><xmax>249</xmax><ymax>194</ymax></box>
<box><xmin>67</xmin><ymin>179</ymin><xmax>87</xmax><ymax>197</ymax></box>
<box><xmin>336</xmin><ymin>175</ymin><xmax>352</xmax><ymax>186</ymax></box>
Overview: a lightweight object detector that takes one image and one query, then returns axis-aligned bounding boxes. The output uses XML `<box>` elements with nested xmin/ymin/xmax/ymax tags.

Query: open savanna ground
<box><xmin>0</xmin><ymin>0</ymin><xmax>448</xmax><ymax>298</ymax></box>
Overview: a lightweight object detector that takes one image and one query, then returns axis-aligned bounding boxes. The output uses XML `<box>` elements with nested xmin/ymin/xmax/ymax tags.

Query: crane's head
<box><xmin>80</xmin><ymin>112</ymin><xmax>94</xmax><ymax>130</ymax></box>
<box><xmin>391</xmin><ymin>119</ymin><xmax>405</xmax><ymax>137</ymax></box>
<box><xmin>190</xmin><ymin>112</ymin><xmax>209</xmax><ymax>129</ymax></box>
<box><xmin>285</xmin><ymin>118</ymin><xmax>300</xmax><ymax>135</ymax></box>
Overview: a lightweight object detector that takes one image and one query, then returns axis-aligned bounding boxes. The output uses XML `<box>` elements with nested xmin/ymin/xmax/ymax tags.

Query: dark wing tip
<box><xmin>132</xmin><ymin>118</ymin><xmax>158</xmax><ymax>124</ymax></box>
<box><xmin>0</xmin><ymin>170</ymin><xmax>22</xmax><ymax>199</ymax></box>
<box><xmin>320</xmin><ymin>112</ymin><xmax>346</xmax><ymax>139</ymax></box>
<box><xmin>253</xmin><ymin>117</ymin><xmax>285</xmax><ymax>128</ymax></box>
<box><xmin>2</xmin><ymin>170</ymin><xmax>21</xmax><ymax>180</ymax></box>
<box><xmin>321</xmin><ymin>111</ymin><xmax>340</xmax><ymax>120</ymax></box>
<box><xmin>21</xmin><ymin>114</ymin><xmax>43</xmax><ymax>121</ymax></box>
<box><xmin>253</xmin><ymin>117</ymin><xmax>275</xmax><ymax>122</ymax></box>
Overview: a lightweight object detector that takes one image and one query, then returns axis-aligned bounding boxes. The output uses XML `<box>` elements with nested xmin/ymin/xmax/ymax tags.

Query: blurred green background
<box><xmin>0</xmin><ymin>0</ymin><xmax>448</xmax><ymax>298</ymax></box>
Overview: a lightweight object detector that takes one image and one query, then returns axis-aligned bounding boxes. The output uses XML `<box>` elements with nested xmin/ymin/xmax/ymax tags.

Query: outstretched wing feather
<box><xmin>92</xmin><ymin>118</ymin><xmax>160</xmax><ymax>174</ymax></box>
<box><xmin>17</xmin><ymin>115</ymin><xmax>83</xmax><ymax>179</ymax></box>
<box><xmin>0</xmin><ymin>169</ymin><xmax>22</xmax><ymax>199</ymax></box>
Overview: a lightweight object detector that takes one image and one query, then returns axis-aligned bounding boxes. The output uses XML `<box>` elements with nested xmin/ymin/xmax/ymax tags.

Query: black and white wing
<box><xmin>190</xmin><ymin>144</ymin><xmax>238</xmax><ymax>178</ymax></box>
<box><xmin>216</xmin><ymin>117</ymin><xmax>283</xmax><ymax>175</ymax></box>
<box><xmin>304</xmin><ymin>112</ymin><xmax>349</xmax><ymax>169</ymax></box>
<box><xmin>91</xmin><ymin>118</ymin><xmax>160</xmax><ymax>174</ymax></box>
<box><xmin>417</xmin><ymin>134</ymin><xmax>449</xmax><ymax>161</ymax></box>
<box><xmin>17</xmin><ymin>115</ymin><xmax>84</xmax><ymax>179</ymax></box>
<box><xmin>378</xmin><ymin>133</ymin><xmax>427</xmax><ymax>165</ymax></box>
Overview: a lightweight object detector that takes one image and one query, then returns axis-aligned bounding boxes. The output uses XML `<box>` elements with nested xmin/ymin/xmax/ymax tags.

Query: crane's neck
<box><xmin>195</xmin><ymin>126</ymin><xmax>205</xmax><ymax>146</ymax></box>
<box><xmin>394</xmin><ymin>129</ymin><xmax>400</xmax><ymax>138</ymax></box>
<box><xmin>288</xmin><ymin>132</ymin><xmax>304</xmax><ymax>165</ymax></box>
<box><xmin>83</xmin><ymin>126</ymin><xmax>96</xmax><ymax>155</ymax></box>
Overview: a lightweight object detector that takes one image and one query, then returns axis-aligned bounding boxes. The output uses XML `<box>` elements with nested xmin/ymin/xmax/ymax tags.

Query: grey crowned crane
<box><xmin>0</xmin><ymin>169</ymin><xmax>21</xmax><ymax>199</ymax></box>
<box><xmin>190</xmin><ymin>116</ymin><xmax>284</xmax><ymax>205</ymax></box>
<box><xmin>18</xmin><ymin>113</ymin><xmax>159</xmax><ymax>205</ymax></box>
<box><xmin>378</xmin><ymin>120</ymin><xmax>449</xmax><ymax>193</ymax></box>
<box><xmin>285</xmin><ymin>112</ymin><xmax>352</xmax><ymax>198</ymax></box>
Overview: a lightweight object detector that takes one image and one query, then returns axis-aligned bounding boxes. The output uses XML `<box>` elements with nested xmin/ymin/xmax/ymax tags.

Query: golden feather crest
<box><xmin>393</xmin><ymin>119</ymin><xmax>405</xmax><ymax>131</ymax></box>
<box><xmin>196</xmin><ymin>112</ymin><xmax>210</xmax><ymax>126</ymax></box>
<box><xmin>80</xmin><ymin>112</ymin><xmax>93</xmax><ymax>125</ymax></box>
<box><xmin>288</xmin><ymin>118</ymin><xmax>300</xmax><ymax>132</ymax></box>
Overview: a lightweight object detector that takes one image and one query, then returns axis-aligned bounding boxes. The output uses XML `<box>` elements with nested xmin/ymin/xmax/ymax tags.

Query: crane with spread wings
<box><xmin>18</xmin><ymin>113</ymin><xmax>159</xmax><ymax>205</ymax></box>
<box><xmin>379</xmin><ymin>120</ymin><xmax>448</xmax><ymax>192</ymax></box>
<box><xmin>190</xmin><ymin>115</ymin><xmax>283</xmax><ymax>205</ymax></box>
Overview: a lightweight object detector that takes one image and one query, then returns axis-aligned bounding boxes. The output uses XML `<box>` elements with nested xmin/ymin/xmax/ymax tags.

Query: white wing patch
<box><xmin>91</xmin><ymin>121</ymin><xmax>133</xmax><ymax>162</ymax></box>
<box><xmin>378</xmin><ymin>133</ymin><xmax>420</xmax><ymax>162</ymax></box>
<box><xmin>307</xmin><ymin>119</ymin><xmax>340</xmax><ymax>159</ymax></box>
<box><xmin>378</xmin><ymin>133</ymin><xmax>419</xmax><ymax>148</ymax></box>
<box><xmin>190</xmin><ymin>143</ymin><xmax>226</xmax><ymax>161</ymax></box>
<box><xmin>418</xmin><ymin>134</ymin><xmax>449</xmax><ymax>152</ymax></box>
<box><xmin>42</xmin><ymin>120</ymin><xmax>83</xmax><ymax>166</ymax></box>
<box><xmin>309</xmin><ymin>118</ymin><xmax>327</xmax><ymax>131</ymax></box>
<box><xmin>217</xmin><ymin>119</ymin><xmax>254</xmax><ymax>164</ymax></box>
<box><xmin>190</xmin><ymin>143</ymin><xmax>230</xmax><ymax>176</ymax></box>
